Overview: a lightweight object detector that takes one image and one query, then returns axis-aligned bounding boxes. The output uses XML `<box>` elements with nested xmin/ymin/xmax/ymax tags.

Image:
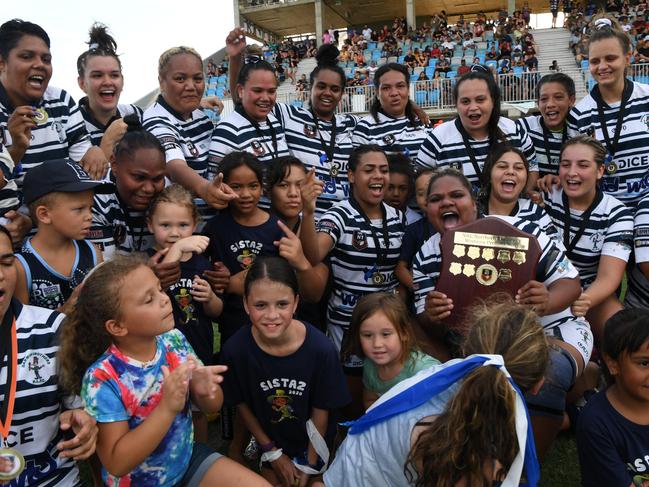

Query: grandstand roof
<box><xmin>241</xmin><ymin>0</ymin><xmax>552</xmax><ymax>38</ymax></box>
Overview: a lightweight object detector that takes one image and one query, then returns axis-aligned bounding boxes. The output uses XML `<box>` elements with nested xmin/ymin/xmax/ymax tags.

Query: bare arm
<box><xmin>395</xmin><ymin>260</ymin><xmax>414</xmax><ymax>291</ymax></box>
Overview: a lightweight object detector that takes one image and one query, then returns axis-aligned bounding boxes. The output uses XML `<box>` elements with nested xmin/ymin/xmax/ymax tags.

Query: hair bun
<box><xmin>316</xmin><ymin>44</ymin><xmax>339</xmax><ymax>67</ymax></box>
<box><xmin>87</xmin><ymin>22</ymin><xmax>117</xmax><ymax>53</ymax></box>
<box><xmin>123</xmin><ymin>113</ymin><xmax>142</xmax><ymax>132</ymax></box>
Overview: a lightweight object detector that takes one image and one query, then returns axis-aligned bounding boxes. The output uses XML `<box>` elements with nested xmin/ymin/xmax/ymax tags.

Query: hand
<box><xmin>516</xmin><ymin>280</ymin><xmax>550</xmax><ymax>316</ymax></box>
<box><xmin>204</xmin><ymin>262</ymin><xmax>230</xmax><ymax>294</ymax></box>
<box><xmin>7</xmin><ymin>106</ymin><xmax>37</xmax><ymax>154</ymax></box>
<box><xmin>411</xmin><ymin>102</ymin><xmax>431</xmax><ymax>126</ymax></box>
<box><xmin>274</xmin><ymin>220</ymin><xmax>310</xmax><ymax>271</ymax></box>
<box><xmin>270</xmin><ymin>452</ymin><xmax>301</xmax><ymax>487</ymax></box>
<box><xmin>99</xmin><ymin>118</ymin><xmax>128</xmax><ymax>158</ymax></box>
<box><xmin>3</xmin><ymin>210</ymin><xmax>32</xmax><ymax>247</ymax></box>
<box><xmin>190</xmin><ymin>275</ymin><xmax>213</xmax><ymax>302</ymax></box>
<box><xmin>200</xmin><ymin>96</ymin><xmax>224</xmax><ymax>114</ymax></box>
<box><xmin>571</xmin><ymin>291</ymin><xmax>591</xmax><ymax>317</ymax></box>
<box><xmin>300</xmin><ymin>168</ymin><xmax>324</xmax><ymax>215</ymax></box>
<box><xmin>225</xmin><ymin>27</ymin><xmax>247</xmax><ymax>58</ymax></box>
<box><xmin>169</xmin><ymin>235</ymin><xmax>210</xmax><ymax>258</ymax></box>
<box><xmin>200</xmin><ymin>173</ymin><xmax>238</xmax><ymax>210</ymax></box>
<box><xmin>190</xmin><ymin>363</ymin><xmax>227</xmax><ymax>399</ymax></box>
<box><xmin>80</xmin><ymin>146</ymin><xmax>109</xmax><ymax>180</ymax></box>
<box><xmin>148</xmin><ymin>248</ymin><xmax>181</xmax><ymax>289</ymax></box>
<box><xmin>424</xmin><ymin>291</ymin><xmax>453</xmax><ymax>321</ymax></box>
<box><xmin>58</xmin><ymin>409</ymin><xmax>98</xmax><ymax>460</ymax></box>
<box><xmin>160</xmin><ymin>360</ymin><xmax>194</xmax><ymax>414</ymax></box>
<box><xmin>537</xmin><ymin>174</ymin><xmax>560</xmax><ymax>193</ymax></box>
<box><xmin>526</xmin><ymin>190</ymin><xmax>544</xmax><ymax>207</ymax></box>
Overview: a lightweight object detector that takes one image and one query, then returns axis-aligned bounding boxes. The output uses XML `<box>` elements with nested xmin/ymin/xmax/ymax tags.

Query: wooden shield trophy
<box><xmin>436</xmin><ymin>217</ymin><xmax>542</xmax><ymax>329</ymax></box>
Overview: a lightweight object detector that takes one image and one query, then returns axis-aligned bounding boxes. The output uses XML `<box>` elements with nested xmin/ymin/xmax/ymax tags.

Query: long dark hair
<box><xmin>454</xmin><ymin>70</ymin><xmax>505</xmax><ymax>143</ymax></box>
<box><xmin>370</xmin><ymin>63</ymin><xmax>418</xmax><ymax>126</ymax></box>
<box><xmin>477</xmin><ymin>144</ymin><xmax>528</xmax><ymax>211</ymax></box>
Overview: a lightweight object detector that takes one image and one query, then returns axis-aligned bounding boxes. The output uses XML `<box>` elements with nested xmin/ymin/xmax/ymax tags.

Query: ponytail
<box><xmin>77</xmin><ymin>22</ymin><xmax>121</xmax><ymax>77</ymax></box>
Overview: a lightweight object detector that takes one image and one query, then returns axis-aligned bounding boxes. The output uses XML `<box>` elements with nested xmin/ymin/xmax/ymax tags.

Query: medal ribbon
<box><xmin>456</xmin><ymin>118</ymin><xmax>489</xmax><ymax>180</ymax></box>
<box><xmin>595</xmin><ymin>79</ymin><xmax>632</xmax><ymax>162</ymax></box>
<box><xmin>0</xmin><ymin>307</ymin><xmax>17</xmax><ymax>444</ymax></box>
<box><xmin>235</xmin><ymin>104</ymin><xmax>279</xmax><ymax>160</ymax></box>
<box><xmin>539</xmin><ymin>118</ymin><xmax>568</xmax><ymax>175</ymax></box>
<box><xmin>348</xmin><ymin>196</ymin><xmax>390</xmax><ymax>271</ymax></box>
<box><xmin>310</xmin><ymin>110</ymin><xmax>337</xmax><ymax>164</ymax></box>
<box><xmin>561</xmin><ymin>189</ymin><xmax>603</xmax><ymax>257</ymax></box>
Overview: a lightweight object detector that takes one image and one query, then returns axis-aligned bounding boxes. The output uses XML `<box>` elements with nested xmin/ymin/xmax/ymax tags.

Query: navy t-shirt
<box><xmin>577</xmin><ymin>390</ymin><xmax>649</xmax><ymax>487</ymax></box>
<box><xmin>399</xmin><ymin>218</ymin><xmax>436</xmax><ymax>267</ymax></box>
<box><xmin>221</xmin><ymin>322</ymin><xmax>351</xmax><ymax>458</ymax></box>
<box><xmin>203</xmin><ymin>210</ymin><xmax>284</xmax><ymax>343</ymax></box>
<box><xmin>146</xmin><ymin>249</ymin><xmax>214</xmax><ymax>365</ymax></box>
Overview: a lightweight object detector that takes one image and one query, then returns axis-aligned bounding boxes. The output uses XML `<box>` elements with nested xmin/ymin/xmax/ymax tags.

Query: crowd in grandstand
<box><xmin>2</xmin><ymin>3</ymin><xmax>649</xmax><ymax>486</ymax></box>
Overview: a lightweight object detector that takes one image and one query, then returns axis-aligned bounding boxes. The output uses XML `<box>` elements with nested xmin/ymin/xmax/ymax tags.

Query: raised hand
<box><xmin>190</xmin><ymin>275</ymin><xmax>213</xmax><ymax>302</ymax></box>
<box><xmin>516</xmin><ymin>280</ymin><xmax>550</xmax><ymax>316</ymax></box>
<box><xmin>424</xmin><ymin>290</ymin><xmax>454</xmax><ymax>322</ymax></box>
<box><xmin>300</xmin><ymin>168</ymin><xmax>324</xmax><ymax>215</ymax></box>
<box><xmin>200</xmin><ymin>173</ymin><xmax>238</xmax><ymax>210</ymax></box>
<box><xmin>225</xmin><ymin>27</ymin><xmax>247</xmax><ymax>58</ymax></box>
<box><xmin>148</xmin><ymin>248</ymin><xmax>181</xmax><ymax>289</ymax></box>
<box><xmin>274</xmin><ymin>220</ymin><xmax>310</xmax><ymax>272</ymax></box>
<box><xmin>203</xmin><ymin>261</ymin><xmax>231</xmax><ymax>294</ymax></box>
<box><xmin>166</xmin><ymin>236</ymin><xmax>210</xmax><ymax>262</ymax></box>
<box><xmin>7</xmin><ymin>106</ymin><xmax>37</xmax><ymax>157</ymax></box>
<box><xmin>191</xmin><ymin>363</ymin><xmax>227</xmax><ymax>399</ymax></box>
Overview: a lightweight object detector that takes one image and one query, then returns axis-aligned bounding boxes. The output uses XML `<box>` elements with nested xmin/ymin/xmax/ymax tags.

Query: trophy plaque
<box><xmin>436</xmin><ymin>217</ymin><xmax>542</xmax><ymax>328</ymax></box>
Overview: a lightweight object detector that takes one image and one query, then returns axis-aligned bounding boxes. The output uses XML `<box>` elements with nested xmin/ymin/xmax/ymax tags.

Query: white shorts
<box><xmin>547</xmin><ymin>318</ymin><xmax>593</xmax><ymax>371</ymax></box>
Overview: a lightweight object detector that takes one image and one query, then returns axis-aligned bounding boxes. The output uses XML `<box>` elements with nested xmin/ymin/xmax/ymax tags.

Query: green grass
<box><xmin>539</xmin><ymin>433</ymin><xmax>581</xmax><ymax>487</ymax></box>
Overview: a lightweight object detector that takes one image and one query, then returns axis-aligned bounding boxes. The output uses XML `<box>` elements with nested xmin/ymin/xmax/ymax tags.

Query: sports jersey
<box><xmin>625</xmin><ymin>195</ymin><xmax>649</xmax><ymax>307</ymax></box>
<box><xmin>274</xmin><ymin>103</ymin><xmax>357</xmax><ymax>218</ymax></box>
<box><xmin>78</xmin><ymin>97</ymin><xmax>143</xmax><ymax>146</ymax></box>
<box><xmin>544</xmin><ymin>187</ymin><xmax>633</xmax><ymax>287</ymax></box>
<box><xmin>0</xmin><ymin>143</ymin><xmax>19</xmax><ymax>215</ymax></box>
<box><xmin>317</xmin><ymin>200</ymin><xmax>406</xmax><ymax>332</ymax></box>
<box><xmin>16</xmin><ymin>238</ymin><xmax>98</xmax><ymax>309</ymax></box>
<box><xmin>416</xmin><ymin>117</ymin><xmax>538</xmax><ymax>192</ymax></box>
<box><xmin>567</xmin><ymin>80</ymin><xmax>649</xmax><ymax>205</ymax></box>
<box><xmin>517</xmin><ymin>114</ymin><xmax>568</xmax><ymax>177</ymax></box>
<box><xmin>142</xmin><ymin>96</ymin><xmax>214</xmax><ymax>225</ymax></box>
<box><xmin>82</xmin><ymin>329</ymin><xmax>195</xmax><ymax>487</ymax></box>
<box><xmin>412</xmin><ymin>215</ymin><xmax>581</xmax><ymax>329</ymax></box>
<box><xmin>1</xmin><ymin>299</ymin><xmax>81</xmax><ymax>486</ymax></box>
<box><xmin>482</xmin><ymin>198</ymin><xmax>561</xmax><ymax>245</ymax></box>
<box><xmin>89</xmin><ymin>184</ymin><xmax>152</xmax><ymax>260</ymax></box>
<box><xmin>352</xmin><ymin>111</ymin><xmax>431</xmax><ymax>161</ymax></box>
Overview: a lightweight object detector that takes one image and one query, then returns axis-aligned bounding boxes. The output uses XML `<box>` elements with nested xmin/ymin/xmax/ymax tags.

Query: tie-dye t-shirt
<box><xmin>81</xmin><ymin>329</ymin><xmax>195</xmax><ymax>486</ymax></box>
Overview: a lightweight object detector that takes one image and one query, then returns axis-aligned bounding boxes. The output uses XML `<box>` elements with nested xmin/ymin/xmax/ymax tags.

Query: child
<box><xmin>345</xmin><ymin>293</ymin><xmax>440</xmax><ymax>410</ymax></box>
<box><xmin>268</xmin><ymin>155</ymin><xmax>308</xmax><ymax>233</ymax></box>
<box><xmin>577</xmin><ymin>309</ymin><xmax>649</xmax><ymax>487</ymax></box>
<box><xmin>386</xmin><ymin>153</ymin><xmax>421</xmax><ymax>225</ymax></box>
<box><xmin>221</xmin><ymin>257</ymin><xmax>351</xmax><ymax>487</ymax></box>
<box><xmin>58</xmin><ymin>256</ymin><xmax>268</xmax><ymax>486</ymax></box>
<box><xmin>15</xmin><ymin>159</ymin><xmax>112</xmax><ymax>309</ymax></box>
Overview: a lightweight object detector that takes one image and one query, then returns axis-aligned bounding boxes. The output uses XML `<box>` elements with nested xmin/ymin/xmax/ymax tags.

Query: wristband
<box><xmin>261</xmin><ymin>448</ymin><xmax>283</xmax><ymax>463</ymax></box>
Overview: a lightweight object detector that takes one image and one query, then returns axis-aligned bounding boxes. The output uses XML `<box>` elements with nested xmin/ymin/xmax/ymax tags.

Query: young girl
<box><xmin>542</xmin><ymin>136</ymin><xmax>633</xmax><ymax>341</ymax></box>
<box><xmin>345</xmin><ymin>293</ymin><xmax>440</xmax><ymax>410</ymax></box>
<box><xmin>386</xmin><ymin>153</ymin><xmax>421</xmax><ymax>225</ymax></box>
<box><xmin>221</xmin><ymin>257</ymin><xmax>350</xmax><ymax>487</ymax></box>
<box><xmin>268</xmin><ymin>155</ymin><xmax>308</xmax><ymax>233</ymax></box>
<box><xmin>321</xmin><ymin>299</ymin><xmax>548</xmax><ymax>487</ymax></box>
<box><xmin>58</xmin><ymin>256</ymin><xmax>267</xmax><ymax>486</ymax></box>
<box><xmin>577</xmin><ymin>309</ymin><xmax>649</xmax><ymax>487</ymax></box>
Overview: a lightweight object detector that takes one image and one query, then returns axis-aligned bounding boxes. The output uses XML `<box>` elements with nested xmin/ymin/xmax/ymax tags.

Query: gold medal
<box><xmin>329</xmin><ymin>165</ymin><xmax>339</xmax><ymax>177</ymax></box>
<box><xmin>372</xmin><ymin>271</ymin><xmax>384</xmax><ymax>284</ymax></box>
<box><xmin>33</xmin><ymin>107</ymin><xmax>48</xmax><ymax>125</ymax></box>
<box><xmin>0</xmin><ymin>448</ymin><xmax>25</xmax><ymax>481</ymax></box>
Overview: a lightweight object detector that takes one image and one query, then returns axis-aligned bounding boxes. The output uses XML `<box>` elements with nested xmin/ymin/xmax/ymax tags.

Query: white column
<box><xmin>508</xmin><ymin>0</ymin><xmax>516</xmax><ymax>16</ymax></box>
<box><xmin>406</xmin><ymin>0</ymin><xmax>416</xmax><ymax>30</ymax></box>
<box><xmin>233</xmin><ymin>0</ymin><xmax>241</xmax><ymax>27</ymax></box>
<box><xmin>315</xmin><ymin>0</ymin><xmax>324</xmax><ymax>47</ymax></box>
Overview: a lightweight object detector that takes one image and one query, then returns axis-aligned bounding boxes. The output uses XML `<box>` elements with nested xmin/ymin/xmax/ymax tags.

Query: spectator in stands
<box><xmin>499</xmin><ymin>39</ymin><xmax>512</xmax><ymax>59</ymax></box>
<box><xmin>523</xmin><ymin>1</ymin><xmax>531</xmax><ymax>25</ymax></box>
<box><xmin>430</xmin><ymin>42</ymin><xmax>441</xmax><ymax>58</ymax></box>
<box><xmin>441</xmin><ymin>35</ymin><xmax>455</xmax><ymax>54</ymax></box>
<box><xmin>524</xmin><ymin>52</ymin><xmax>539</xmax><ymax>70</ymax></box>
<box><xmin>296</xmin><ymin>73</ymin><xmax>308</xmax><ymax>100</ymax></box>
<box><xmin>486</xmin><ymin>46</ymin><xmax>498</xmax><ymax>60</ymax></box>
<box><xmin>414</xmin><ymin>48</ymin><xmax>427</xmax><ymax>68</ymax></box>
<box><xmin>417</xmin><ymin>70</ymin><xmax>429</xmax><ymax>82</ymax></box>
<box><xmin>462</xmin><ymin>32</ymin><xmax>475</xmax><ymax>53</ymax></box>
<box><xmin>403</xmin><ymin>49</ymin><xmax>416</xmax><ymax>71</ymax></box>
<box><xmin>549</xmin><ymin>60</ymin><xmax>560</xmax><ymax>71</ymax></box>
<box><xmin>435</xmin><ymin>54</ymin><xmax>451</xmax><ymax>75</ymax></box>
<box><xmin>575</xmin><ymin>36</ymin><xmax>589</xmax><ymax>64</ymax></box>
<box><xmin>636</xmin><ymin>35</ymin><xmax>649</xmax><ymax>61</ymax></box>
<box><xmin>367</xmin><ymin>60</ymin><xmax>379</xmax><ymax>80</ymax></box>
<box><xmin>457</xmin><ymin>58</ymin><xmax>470</xmax><ymax>76</ymax></box>
<box><xmin>362</xmin><ymin>24</ymin><xmax>372</xmax><ymax>40</ymax></box>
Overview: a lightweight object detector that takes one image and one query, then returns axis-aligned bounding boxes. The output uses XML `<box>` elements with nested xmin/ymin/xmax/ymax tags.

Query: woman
<box><xmin>567</xmin><ymin>16</ymin><xmax>649</xmax><ymax>206</ymax></box>
<box><xmin>142</xmin><ymin>46</ymin><xmax>235</xmax><ymax>226</ymax></box>
<box><xmin>412</xmin><ymin>169</ymin><xmax>592</xmax><ymax>460</ymax></box>
<box><xmin>353</xmin><ymin>63</ymin><xmax>431</xmax><ymax>161</ymax></box>
<box><xmin>416</xmin><ymin>70</ymin><xmax>538</xmax><ymax>194</ymax></box>
<box><xmin>76</xmin><ymin>23</ymin><xmax>142</xmax><ymax>158</ymax></box>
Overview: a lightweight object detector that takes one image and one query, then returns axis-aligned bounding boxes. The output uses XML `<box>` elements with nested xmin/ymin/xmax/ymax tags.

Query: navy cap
<box><xmin>23</xmin><ymin>159</ymin><xmax>114</xmax><ymax>205</ymax></box>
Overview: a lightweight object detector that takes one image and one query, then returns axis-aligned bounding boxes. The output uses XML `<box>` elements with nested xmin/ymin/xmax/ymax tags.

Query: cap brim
<box><xmin>59</xmin><ymin>180</ymin><xmax>116</xmax><ymax>196</ymax></box>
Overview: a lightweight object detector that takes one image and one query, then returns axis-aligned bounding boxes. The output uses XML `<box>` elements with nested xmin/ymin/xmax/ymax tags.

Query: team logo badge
<box><xmin>642</xmin><ymin>113</ymin><xmax>649</xmax><ymax>132</ymax></box>
<box><xmin>476</xmin><ymin>264</ymin><xmax>498</xmax><ymax>286</ymax></box>
<box><xmin>382</xmin><ymin>134</ymin><xmax>395</xmax><ymax>145</ymax></box>
<box><xmin>21</xmin><ymin>351</ymin><xmax>51</xmax><ymax>385</ymax></box>
<box><xmin>52</xmin><ymin>121</ymin><xmax>65</xmax><ymax>143</ymax></box>
<box><xmin>186</xmin><ymin>141</ymin><xmax>199</xmax><ymax>157</ymax></box>
<box><xmin>250</xmin><ymin>140</ymin><xmax>266</xmax><ymax>157</ymax></box>
<box><xmin>303</xmin><ymin>124</ymin><xmax>317</xmax><ymax>138</ymax></box>
<box><xmin>352</xmin><ymin>230</ymin><xmax>368</xmax><ymax>250</ymax></box>
<box><xmin>236</xmin><ymin>249</ymin><xmax>256</xmax><ymax>269</ymax></box>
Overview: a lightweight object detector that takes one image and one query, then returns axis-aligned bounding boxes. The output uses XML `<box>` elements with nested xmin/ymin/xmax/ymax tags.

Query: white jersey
<box><xmin>352</xmin><ymin>111</ymin><xmax>431</xmax><ymax>161</ymax></box>
<box><xmin>274</xmin><ymin>103</ymin><xmax>357</xmax><ymax>218</ymax></box>
<box><xmin>1</xmin><ymin>300</ymin><xmax>81</xmax><ymax>486</ymax></box>
<box><xmin>544</xmin><ymin>187</ymin><xmax>633</xmax><ymax>287</ymax></box>
<box><xmin>79</xmin><ymin>97</ymin><xmax>143</xmax><ymax>146</ymax></box>
<box><xmin>567</xmin><ymin>81</ymin><xmax>649</xmax><ymax>205</ymax></box>
<box><xmin>626</xmin><ymin>195</ymin><xmax>649</xmax><ymax>308</ymax></box>
<box><xmin>416</xmin><ymin>117</ymin><xmax>538</xmax><ymax>192</ymax></box>
<box><xmin>518</xmin><ymin>114</ymin><xmax>567</xmax><ymax>176</ymax></box>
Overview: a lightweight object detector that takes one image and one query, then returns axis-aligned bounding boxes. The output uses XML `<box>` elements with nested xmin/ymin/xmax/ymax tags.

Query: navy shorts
<box><xmin>175</xmin><ymin>442</ymin><xmax>222</xmax><ymax>487</ymax></box>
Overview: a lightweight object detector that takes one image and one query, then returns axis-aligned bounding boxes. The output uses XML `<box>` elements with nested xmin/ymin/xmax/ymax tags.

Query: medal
<box><xmin>0</xmin><ymin>310</ymin><xmax>22</xmax><ymax>481</ymax></box>
<box><xmin>329</xmin><ymin>164</ymin><xmax>339</xmax><ymax>177</ymax></box>
<box><xmin>372</xmin><ymin>271</ymin><xmax>384</xmax><ymax>284</ymax></box>
<box><xmin>0</xmin><ymin>447</ymin><xmax>25</xmax><ymax>481</ymax></box>
<box><xmin>33</xmin><ymin>107</ymin><xmax>48</xmax><ymax>125</ymax></box>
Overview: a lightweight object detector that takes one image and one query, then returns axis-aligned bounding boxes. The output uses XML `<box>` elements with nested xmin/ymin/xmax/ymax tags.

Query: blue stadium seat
<box><xmin>486</xmin><ymin>60</ymin><xmax>498</xmax><ymax>70</ymax></box>
<box><xmin>216</xmin><ymin>87</ymin><xmax>225</xmax><ymax>97</ymax></box>
<box><xmin>206</xmin><ymin>88</ymin><xmax>216</xmax><ymax>96</ymax></box>
<box><xmin>416</xmin><ymin>90</ymin><xmax>427</xmax><ymax>105</ymax></box>
<box><xmin>291</xmin><ymin>99</ymin><xmax>304</xmax><ymax>108</ymax></box>
<box><xmin>513</xmin><ymin>66</ymin><xmax>524</xmax><ymax>78</ymax></box>
<box><xmin>368</xmin><ymin>42</ymin><xmax>377</xmax><ymax>50</ymax></box>
<box><xmin>425</xmin><ymin>66</ymin><xmax>436</xmax><ymax>78</ymax></box>
<box><xmin>398</xmin><ymin>55</ymin><xmax>406</xmax><ymax>64</ymax></box>
<box><xmin>372</xmin><ymin>50</ymin><xmax>381</xmax><ymax>61</ymax></box>
<box><xmin>428</xmin><ymin>58</ymin><xmax>437</xmax><ymax>68</ymax></box>
<box><xmin>580</xmin><ymin>60</ymin><xmax>589</xmax><ymax>71</ymax></box>
<box><xmin>447</xmin><ymin>70</ymin><xmax>457</xmax><ymax>79</ymax></box>
<box><xmin>429</xmin><ymin>89</ymin><xmax>440</xmax><ymax>104</ymax></box>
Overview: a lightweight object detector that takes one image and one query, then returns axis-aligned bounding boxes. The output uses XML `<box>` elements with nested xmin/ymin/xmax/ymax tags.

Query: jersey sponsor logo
<box><xmin>636</xmin><ymin>228</ymin><xmax>649</xmax><ymax>237</ymax></box>
<box><xmin>340</xmin><ymin>292</ymin><xmax>360</xmax><ymax>306</ymax></box>
<box><xmin>626</xmin><ymin>173</ymin><xmax>649</xmax><ymax>194</ymax></box>
<box><xmin>589</xmin><ymin>232</ymin><xmax>603</xmax><ymax>252</ymax></box>
<box><xmin>20</xmin><ymin>351</ymin><xmax>52</xmax><ymax>385</ymax></box>
<box><xmin>635</xmin><ymin>239</ymin><xmax>649</xmax><ymax>247</ymax></box>
<box><xmin>352</xmin><ymin>230</ymin><xmax>368</xmax><ymax>250</ymax></box>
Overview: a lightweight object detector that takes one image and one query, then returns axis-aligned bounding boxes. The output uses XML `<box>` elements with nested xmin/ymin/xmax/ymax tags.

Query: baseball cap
<box><xmin>23</xmin><ymin>159</ymin><xmax>114</xmax><ymax>205</ymax></box>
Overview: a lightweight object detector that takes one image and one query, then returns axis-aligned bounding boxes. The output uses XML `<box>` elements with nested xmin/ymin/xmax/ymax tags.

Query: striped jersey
<box><xmin>16</xmin><ymin>238</ymin><xmax>98</xmax><ymax>309</ymax></box>
<box><xmin>412</xmin><ymin>215</ymin><xmax>581</xmax><ymax>329</ymax></box>
<box><xmin>89</xmin><ymin>187</ymin><xmax>152</xmax><ymax>260</ymax></box>
<box><xmin>625</xmin><ymin>195</ymin><xmax>649</xmax><ymax>308</ymax></box>
<box><xmin>517</xmin><ymin>114</ymin><xmax>568</xmax><ymax>177</ymax></box>
<box><xmin>352</xmin><ymin>111</ymin><xmax>431</xmax><ymax>161</ymax></box>
<box><xmin>0</xmin><ymin>143</ymin><xmax>19</xmax><ymax>215</ymax></box>
<box><xmin>544</xmin><ymin>187</ymin><xmax>633</xmax><ymax>287</ymax></box>
<box><xmin>567</xmin><ymin>80</ymin><xmax>649</xmax><ymax>205</ymax></box>
<box><xmin>142</xmin><ymin>96</ymin><xmax>214</xmax><ymax>225</ymax></box>
<box><xmin>482</xmin><ymin>198</ymin><xmax>561</xmax><ymax>246</ymax></box>
<box><xmin>1</xmin><ymin>299</ymin><xmax>81</xmax><ymax>486</ymax></box>
<box><xmin>416</xmin><ymin>117</ymin><xmax>538</xmax><ymax>192</ymax></box>
<box><xmin>78</xmin><ymin>97</ymin><xmax>143</xmax><ymax>146</ymax></box>
<box><xmin>274</xmin><ymin>103</ymin><xmax>357</xmax><ymax>218</ymax></box>
<box><xmin>317</xmin><ymin>200</ymin><xmax>406</xmax><ymax>331</ymax></box>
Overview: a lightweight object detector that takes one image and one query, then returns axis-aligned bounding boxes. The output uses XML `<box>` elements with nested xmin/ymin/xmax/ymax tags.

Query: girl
<box><xmin>202</xmin><ymin>151</ymin><xmax>284</xmax><ymax>345</ymax></box>
<box><xmin>300</xmin><ymin>145</ymin><xmax>406</xmax><ymax>374</ymax></box>
<box><xmin>353</xmin><ymin>63</ymin><xmax>431</xmax><ymax>161</ymax></box>
<box><xmin>386</xmin><ymin>153</ymin><xmax>421</xmax><ymax>225</ymax></box>
<box><xmin>321</xmin><ymin>299</ymin><xmax>548</xmax><ymax>487</ymax></box>
<box><xmin>225</xmin><ymin>30</ymin><xmax>355</xmax><ymax>218</ymax></box>
<box><xmin>58</xmin><ymin>256</ymin><xmax>267</xmax><ymax>486</ymax></box>
<box><xmin>268</xmin><ymin>155</ymin><xmax>307</xmax><ymax>233</ymax></box>
<box><xmin>517</xmin><ymin>73</ymin><xmax>576</xmax><ymax>177</ymax></box>
<box><xmin>567</xmin><ymin>16</ymin><xmax>649</xmax><ymax>206</ymax></box>
<box><xmin>345</xmin><ymin>293</ymin><xmax>440</xmax><ymax>410</ymax></box>
<box><xmin>412</xmin><ymin>169</ymin><xmax>592</xmax><ymax>460</ymax></box>
<box><xmin>577</xmin><ymin>309</ymin><xmax>649</xmax><ymax>487</ymax></box>
<box><xmin>76</xmin><ymin>23</ymin><xmax>142</xmax><ymax>158</ymax></box>
<box><xmin>416</xmin><ymin>70</ymin><xmax>538</xmax><ymax>194</ymax></box>
<box><xmin>143</xmin><ymin>46</ymin><xmax>235</xmax><ymax>226</ymax></box>
<box><xmin>221</xmin><ymin>257</ymin><xmax>350</xmax><ymax>487</ymax></box>
<box><xmin>542</xmin><ymin>136</ymin><xmax>633</xmax><ymax>341</ymax></box>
